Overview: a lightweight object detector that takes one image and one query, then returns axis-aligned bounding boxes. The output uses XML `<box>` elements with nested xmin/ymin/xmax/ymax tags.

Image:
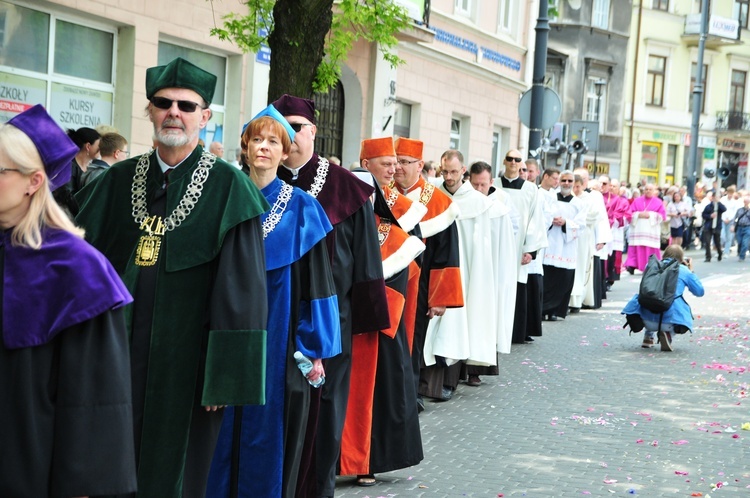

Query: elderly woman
<box><xmin>622</xmin><ymin>244</ymin><xmax>704</xmax><ymax>351</ymax></box>
<box><xmin>0</xmin><ymin>105</ymin><xmax>135</xmax><ymax>496</ymax></box>
<box><xmin>207</xmin><ymin>105</ymin><xmax>340</xmax><ymax>498</ymax></box>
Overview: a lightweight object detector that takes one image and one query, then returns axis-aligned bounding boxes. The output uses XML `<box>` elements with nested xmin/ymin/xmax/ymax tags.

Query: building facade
<box><xmin>0</xmin><ymin>0</ymin><xmax>538</xmax><ymax>172</ymax></box>
<box><xmin>544</xmin><ymin>0</ymin><xmax>633</xmax><ymax>180</ymax></box>
<box><xmin>622</xmin><ymin>0</ymin><xmax>750</xmax><ymax>189</ymax></box>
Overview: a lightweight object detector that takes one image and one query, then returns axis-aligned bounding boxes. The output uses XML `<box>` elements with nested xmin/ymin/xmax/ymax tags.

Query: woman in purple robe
<box><xmin>0</xmin><ymin>105</ymin><xmax>136</xmax><ymax>497</ymax></box>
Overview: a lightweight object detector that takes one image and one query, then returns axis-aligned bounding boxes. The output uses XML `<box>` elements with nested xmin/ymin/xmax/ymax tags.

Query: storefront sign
<box><xmin>698</xmin><ymin>135</ymin><xmax>717</xmax><ymax>149</ymax></box>
<box><xmin>433</xmin><ymin>27</ymin><xmax>521</xmax><ymax>72</ymax></box>
<box><xmin>685</xmin><ymin>14</ymin><xmax>740</xmax><ymax>40</ymax></box>
<box><xmin>50</xmin><ymin>83</ymin><xmax>112</xmax><ymax>128</ymax></box>
<box><xmin>0</xmin><ymin>73</ymin><xmax>47</xmax><ymax>122</ymax></box>
<box><xmin>704</xmin><ymin>148</ymin><xmax>715</xmax><ymax>159</ymax></box>
<box><xmin>721</xmin><ymin>138</ymin><xmax>746</xmax><ymax>151</ymax></box>
<box><xmin>583</xmin><ymin>161</ymin><xmax>609</xmax><ymax>176</ymax></box>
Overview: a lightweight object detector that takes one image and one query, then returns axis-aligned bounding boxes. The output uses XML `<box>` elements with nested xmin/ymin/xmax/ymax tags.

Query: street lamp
<box><xmin>594</xmin><ymin>79</ymin><xmax>606</xmax><ymax>168</ymax></box>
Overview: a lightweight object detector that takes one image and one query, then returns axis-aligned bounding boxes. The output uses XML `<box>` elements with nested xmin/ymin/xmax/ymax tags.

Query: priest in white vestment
<box><xmin>422</xmin><ymin>155</ymin><xmax>514</xmax><ymax>376</ymax></box>
<box><xmin>495</xmin><ymin>150</ymin><xmax>548</xmax><ymax>344</ymax></box>
<box><xmin>542</xmin><ymin>171</ymin><xmax>586</xmax><ymax>320</ymax></box>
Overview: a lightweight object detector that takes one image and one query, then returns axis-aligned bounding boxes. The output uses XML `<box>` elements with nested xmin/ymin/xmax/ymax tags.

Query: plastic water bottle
<box><xmin>293</xmin><ymin>351</ymin><xmax>325</xmax><ymax>388</ymax></box>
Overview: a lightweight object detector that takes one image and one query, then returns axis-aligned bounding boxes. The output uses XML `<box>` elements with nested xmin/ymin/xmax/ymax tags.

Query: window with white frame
<box><xmin>652</xmin><ymin>0</ymin><xmax>669</xmax><ymax>11</ymax></box>
<box><xmin>592</xmin><ymin>0</ymin><xmax>610</xmax><ymax>29</ymax></box>
<box><xmin>646</xmin><ymin>55</ymin><xmax>667</xmax><ymax>106</ymax></box>
<box><xmin>158</xmin><ymin>41</ymin><xmax>227</xmax><ymax>146</ymax></box>
<box><xmin>394</xmin><ymin>101</ymin><xmax>412</xmax><ymax>138</ymax></box>
<box><xmin>498</xmin><ymin>0</ymin><xmax>514</xmax><ymax>33</ymax></box>
<box><xmin>455</xmin><ymin>0</ymin><xmax>472</xmax><ymax>17</ymax></box>
<box><xmin>549</xmin><ymin>0</ymin><xmax>560</xmax><ymax>22</ymax></box>
<box><xmin>0</xmin><ymin>2</ymin><xmax>116</xmax><ymax>127</ymax></box>
<box><xmin>584</xmin><ymin>78</ymin><xmax>607</xmax><ymax>127</ymax></box>
<box><xmin>450</xmin><ymin>117</ymin><xmax>462</xmax><ymax>150</ymax></box>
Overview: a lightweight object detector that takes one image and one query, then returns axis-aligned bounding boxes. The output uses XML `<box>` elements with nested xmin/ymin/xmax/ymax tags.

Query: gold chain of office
<box><xmin>131</xmin><ymin>150</ymin><xmax>216</xmax><ymax>266</ymax></box>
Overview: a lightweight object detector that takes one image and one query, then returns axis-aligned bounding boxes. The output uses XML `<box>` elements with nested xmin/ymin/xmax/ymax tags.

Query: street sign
<box><xmin>518</xmin><ymin>87</ymin><xmax>562</xmax><ymax>130</ymax></box>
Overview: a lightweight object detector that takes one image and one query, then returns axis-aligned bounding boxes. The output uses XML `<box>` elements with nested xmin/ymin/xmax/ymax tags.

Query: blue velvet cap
<box><xmin>243</xmin><ymin>104</ymin><xmax>296</xmax><ymax>143</ymax></box>
<box><xmin>7</xmin><ymin>105</ymin><xmax>79</xmax><ymax>191</ymax></box>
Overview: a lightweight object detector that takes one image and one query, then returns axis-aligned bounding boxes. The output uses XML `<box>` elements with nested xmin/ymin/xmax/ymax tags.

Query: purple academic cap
<box><xmin>7</xmin><ymin>105</ymin><xmax>79</xmax><ymax>191</ymax></box>
<box><xmin>270</xmin><ymin>94</ymin><xmax>316</xmax><ymax>124</ymax></box>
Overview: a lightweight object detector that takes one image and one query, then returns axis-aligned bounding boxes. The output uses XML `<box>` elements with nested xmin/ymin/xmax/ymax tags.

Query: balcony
<box><xmin>715</xmin><ymin>111</ymin><xmax>750</xmax><ymax>134</ymax></box>
<box><xmin>683</xmin><ymin>14</ymin><xmax>742</xmax><ymax>48</ymax></box>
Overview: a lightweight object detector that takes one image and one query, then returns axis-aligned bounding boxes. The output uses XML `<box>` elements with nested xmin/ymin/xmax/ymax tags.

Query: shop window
<box><xmin>641</xmin><ymin>142</ymin><xmax>661</xmax><ymax>184</ymax></box>
<box><xmin>0</xmin><ymin>2</ymin><xmax>116</xmax><ymax>127</ymax></box>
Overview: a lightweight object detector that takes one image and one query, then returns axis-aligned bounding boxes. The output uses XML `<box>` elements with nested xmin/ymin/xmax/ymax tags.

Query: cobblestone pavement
<box><xmin>334</xmin><ymin>250</ymin><xmax>750</xmax><ymax>497</ymax></box>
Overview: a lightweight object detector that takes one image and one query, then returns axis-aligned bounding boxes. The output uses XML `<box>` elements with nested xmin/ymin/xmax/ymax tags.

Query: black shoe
<box><xmin>626</xmin><ymin>266</ymin><xmax>635</xmax><ymax>275</ymax></box>
<box><xmin>569</xmin><ymin>307</ymin><xmax>581</xmax><ymax>314</ymax></box>
<box><xmin>439</xmin><ymin>386</ymin><xmax>453</xmax><ymax>401</ymax></box>
<box><xmin>417</xmin><ymin>395</ymin><xmax>424</xmax><ymax>413</ymax></box>
<box><xmin>705</xmin><ymin>258</ymin><xmax>711</xmax><ymax>262</ymax></box>
<box><xmin>718</xmin><ymin>254</ymin><xmax>723</xmax><ymax>261</ymax></box>
<box><xmin>546</xmin><ymin>315</ymin><xmax>558</xmax><ymax>322</ymax></box>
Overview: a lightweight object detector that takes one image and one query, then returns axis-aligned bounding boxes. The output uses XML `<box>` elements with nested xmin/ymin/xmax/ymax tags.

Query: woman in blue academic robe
<box><xmin>207</xmin><ymin>106</ymin><xmax>340</xmax><ymax>498</ymax></box>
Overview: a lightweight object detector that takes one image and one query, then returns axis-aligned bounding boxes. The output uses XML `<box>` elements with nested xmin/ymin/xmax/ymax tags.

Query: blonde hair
<box><xmin>0</xmin><ymin>124</ymin><xmax>84</xmax><ymax>249</ymax></box>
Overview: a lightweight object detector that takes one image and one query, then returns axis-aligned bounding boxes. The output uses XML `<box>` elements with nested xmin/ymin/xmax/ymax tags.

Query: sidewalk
<box><xmin>335</xmin><ymin>252</ymin><xmax>750</xmax><ymax>496</ymax></box>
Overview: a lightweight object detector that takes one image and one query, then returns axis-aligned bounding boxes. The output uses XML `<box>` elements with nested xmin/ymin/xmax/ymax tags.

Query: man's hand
<box><xmin>638</xmin><ymin>212</ymin><xmax>650</xmax><ymax>219</ymax></box>
<box><xmin>521</xmin><ymin>252</ymin><xmax>532</xmax><ymax>265</ymax></box>
<box><xmin>427</xmin><ymin>306</ymin><xmax>446</xmax><ymax>318</ymax></box>
<box><xmin>204</xmin><ymin>405</ymin><xmax>225</xmax><ymax>412</ymax></box>
<box><xmin>552</xmin><ymin>216</ymin><xmax>565</xmax><ymax>226</ymax></box>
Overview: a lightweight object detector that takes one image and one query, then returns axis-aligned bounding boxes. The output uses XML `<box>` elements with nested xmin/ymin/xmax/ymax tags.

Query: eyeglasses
<box><xmin>505</xmin><ymin>156</ymin><xmax>523</xmax><ymax>163</ymax></box>
<box><xmin>118</xmin><ymin>149</ymin><xmax>130</xmax><ymax>157</ymax></box>
<box><xmin>0</xmin><ymin>167</ymin><xmax>22</xmax><ymax>175</ymax></box>
<box><xmin>289</xmin><ymin>123</ymin><xmax>313</xmax><ymax>132</ymax></box>
<box><xmin>398</xmin><ymin>158</ymin><xmax>420</xmax><ymax>166</ymax></box>
<box><xmin>441</xmin><ymin>169</ymin><xmax>462</xmax><ymax>177</ymax></box>
<box><xmin>150</xmin><ymin>96</ymin><xmax>206</xmax><ymax>113</ymax></box>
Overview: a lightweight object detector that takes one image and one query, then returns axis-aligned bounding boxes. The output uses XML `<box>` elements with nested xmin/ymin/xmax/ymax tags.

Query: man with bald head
<box><xmin>498</xmin><ymin>150</ymin><xmax>547</xmax><ymax>344</ymax></box>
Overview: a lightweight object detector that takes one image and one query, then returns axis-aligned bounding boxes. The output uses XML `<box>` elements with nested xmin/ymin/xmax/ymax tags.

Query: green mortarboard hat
<box><xmin>146</xmin><ymin>57</ymin><xmax>217</xmax><ymax>105</ymax></box>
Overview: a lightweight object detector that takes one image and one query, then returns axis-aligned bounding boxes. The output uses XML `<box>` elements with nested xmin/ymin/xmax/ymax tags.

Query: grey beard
<box><xmin>153</xmin><ymin>125</ymin><xmax>198</xmax><ymax>148</ymax></box>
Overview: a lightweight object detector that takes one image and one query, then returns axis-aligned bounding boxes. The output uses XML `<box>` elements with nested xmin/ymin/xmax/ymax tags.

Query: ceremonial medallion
<box><xmin>135</xmin><ymin>235</ymin><xmax>162</xmax><ymax>266</ymax></box>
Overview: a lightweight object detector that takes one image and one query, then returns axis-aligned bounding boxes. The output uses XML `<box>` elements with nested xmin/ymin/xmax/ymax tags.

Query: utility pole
<box><xmin>687</xmin><ymin>0</ymin><xmax>708</xmax><ymax>200</ymax></box>
<box><xmin>528</xmin><ymin>0</ymin><xmax>550</xmax><ymax>153</ymax></box>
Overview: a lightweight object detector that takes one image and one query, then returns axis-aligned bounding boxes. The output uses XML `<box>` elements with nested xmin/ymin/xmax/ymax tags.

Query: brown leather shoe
<box><xmin>467</xmin><ymin>375</ymin><xmax>481</xmax><ymax>387</ymax></box>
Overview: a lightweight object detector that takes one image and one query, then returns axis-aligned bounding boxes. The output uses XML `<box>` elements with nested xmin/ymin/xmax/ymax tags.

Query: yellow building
<box><xmin>622</xmin><ymin>0</ymin><xmax>750</xmax><ymax>190</ymax></box>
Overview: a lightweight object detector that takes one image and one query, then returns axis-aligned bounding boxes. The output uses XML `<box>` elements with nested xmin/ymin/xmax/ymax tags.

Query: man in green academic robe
<box><xmin>76</xmin><ymin>57</ymin><xmax>269</xmax><ymax>498</ymax></box>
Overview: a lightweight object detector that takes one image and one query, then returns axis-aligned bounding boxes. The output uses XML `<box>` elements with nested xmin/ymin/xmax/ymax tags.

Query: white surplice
<box><xmin>422</xmin><ymin>181</ymin><xmax>516</xmax><ymax>366</ymax></box>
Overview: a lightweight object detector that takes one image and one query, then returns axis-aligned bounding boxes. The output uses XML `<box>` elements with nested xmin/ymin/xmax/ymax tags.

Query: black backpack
<box><xmin>638</xmin><ymin>255</ymin><xmax>680</xmax><ymax>313</ymax></box>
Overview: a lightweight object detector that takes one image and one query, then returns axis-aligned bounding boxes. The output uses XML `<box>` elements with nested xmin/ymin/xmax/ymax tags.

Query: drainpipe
<box><xmin>627</xmin><ymin>0</ymin><xmax>644</xmax><ymax>183</ymax></box>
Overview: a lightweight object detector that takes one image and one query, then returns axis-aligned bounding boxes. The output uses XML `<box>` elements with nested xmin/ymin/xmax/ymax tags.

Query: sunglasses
<box><xmin>505</xmin><ymin>156</ymin><xmax>523</xmax><ymax>163</ymax></box>
<box><xmin>151</xmin><ymin>96</ymin><xmax>206</xmax><ymax>113</ymax></box>
<box><xmin>560</xmin><ymin>179</ymin><xmax>574</xmax><ymax>183</ymax></box>
<box><xmin>289</xmin><ymin>123</ymin><xmax>313</xmax><ymax>132</ymax></box>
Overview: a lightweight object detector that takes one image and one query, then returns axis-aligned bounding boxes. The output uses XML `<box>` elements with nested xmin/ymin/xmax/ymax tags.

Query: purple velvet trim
<box><xmin>350</xmin><ymin>277</ymin><xmax>390</xmax><ymax>334</ymax></box>
<box><xmin>277</xmin><ymin>154</ymin><xmax>374</xmax><ymax>226</ymax></box>
<box><xmin>2</xmin><ymin>228</ymin><xmax>132</xmax><ymax>349</ymax></box>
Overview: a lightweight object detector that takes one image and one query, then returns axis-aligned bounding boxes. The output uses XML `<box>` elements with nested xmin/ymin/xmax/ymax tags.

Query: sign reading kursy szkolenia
<box><xmin>50</xmin><ymin>83</ymin><xmax>112</xmax><ymax>128</ymax></box>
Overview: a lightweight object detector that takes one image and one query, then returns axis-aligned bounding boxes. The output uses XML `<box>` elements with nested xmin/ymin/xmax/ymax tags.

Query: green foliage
<box><xmin>548</xmin><ymin>0</ymin><xmax>559</xmax><ymax>18</ymax></box>
<box><xmin>208</xmin><ymin>0</ymin><xmax>411</xmax><ymax>93</ymax></box>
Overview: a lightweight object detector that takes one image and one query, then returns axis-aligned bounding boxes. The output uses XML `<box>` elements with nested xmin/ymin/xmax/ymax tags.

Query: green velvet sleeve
<box><xmin>202</xmin><ymin>329</ymin><xmax>266</xmax><ymax>405</ymax></box>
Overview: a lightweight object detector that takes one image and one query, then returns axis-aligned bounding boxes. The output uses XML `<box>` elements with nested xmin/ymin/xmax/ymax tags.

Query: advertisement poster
<box><xmin>49</xmin><ymin>83</ymin><xmax>113</xmax><ymax>129</ymax></box>
<box><xmin>0</xmin><ymin>73</ymin><xmax>47</xmax><ymax>122</ymax></box>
